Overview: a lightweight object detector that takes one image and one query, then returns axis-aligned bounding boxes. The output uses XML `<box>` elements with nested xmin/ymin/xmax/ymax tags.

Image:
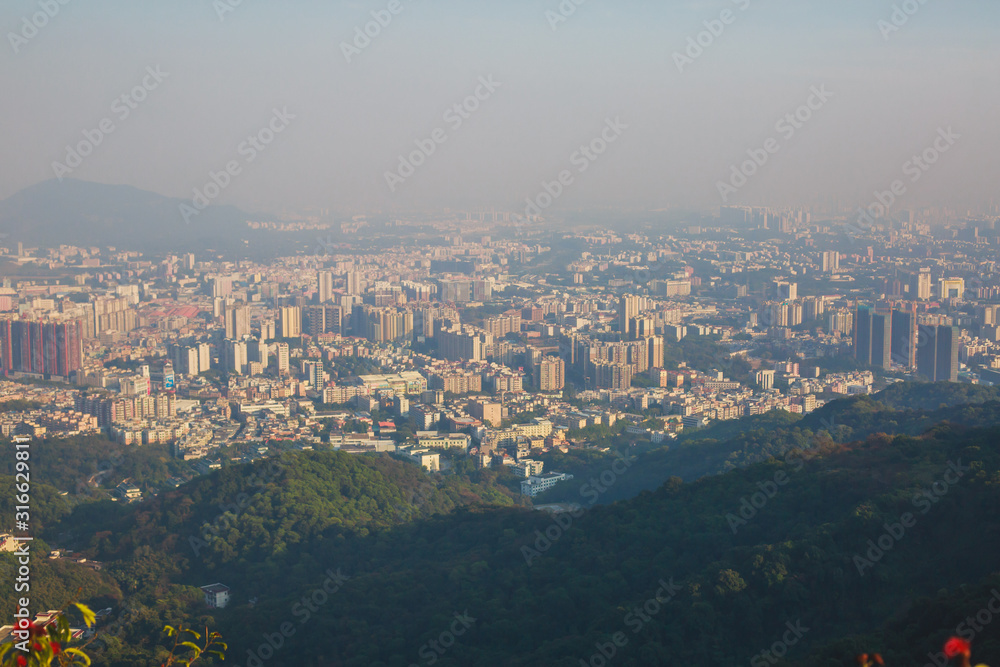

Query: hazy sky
<box><xmin>2</xmin><ymin>0</ymin><xmax>999</xmax><ymax>217</ymax></box>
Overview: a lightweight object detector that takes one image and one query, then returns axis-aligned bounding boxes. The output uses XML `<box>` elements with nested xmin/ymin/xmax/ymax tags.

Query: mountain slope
<box><xmin>52</xmin><ymin>418</ymin><xmax>1000</xmax><ymax>666</ymax></box>
<box><xmin>0</xmin><ymin>178</ymin><xmax>251</xmax><ymax>252</ymax></box>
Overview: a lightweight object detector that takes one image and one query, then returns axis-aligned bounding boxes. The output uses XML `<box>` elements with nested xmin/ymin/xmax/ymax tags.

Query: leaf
<box><xmin>163</xmin><ymin>625</ymin><xmax>176</xmax><ymax>637</ymax></box>
<box><xmin>63</xmin><ymin>648</ymin><xmax>92</xmax><ymax>666</ymax></box>
<box><xmin>179</xmin><ymin>641</ymin><xmax>202</xmax><ymax>652</ymax></box>
<box><xmin>72</xmin><ymin>603</ymin><xmax>97</xmax><ymax>628</ymax></box>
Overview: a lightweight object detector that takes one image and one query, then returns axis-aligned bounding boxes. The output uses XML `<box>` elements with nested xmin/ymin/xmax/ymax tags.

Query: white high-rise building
<box><xmin>318</xmin><ymin>271</ymin><xmax>334</xmax><ymax>303</ymax></box>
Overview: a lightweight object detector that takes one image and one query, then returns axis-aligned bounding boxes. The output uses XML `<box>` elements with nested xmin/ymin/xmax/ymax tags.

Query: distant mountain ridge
<box><xmin>0</xmin><ymin>178</ymin><xmax>253</xmax><ymax>253</ymax></box>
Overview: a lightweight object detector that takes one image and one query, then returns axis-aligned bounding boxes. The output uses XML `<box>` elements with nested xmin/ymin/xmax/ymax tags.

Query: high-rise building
<box><xmin>821</xmin><ymin>251</ymin><xmax>840</xmax><ymax>273</ymax></box>
<box><xmin>318</xmin><ymin>271</ymin><xmax>334</xmax><ymax>303</ymax></box>
<box><xmin>647</xmin><ymin>336</ymin><xmax>664</xmax><ymax>370</ymax></box>
<box><xmin>279</xmin><ymin>306</ymin><xmax>302</xmax><ymax>339</ymax></box>
<box><xmin>198</xmin><ymin>343</ymin><xmax>212</xmax><ymax>373</ymax></box>
<box><xmin>916</xmin><ymin>325</ymin><xmax>960</xmax><ymax>382</ymax></box>
<box><xmin>304</xmin><ymin>306</ymin><xmax>328</xmax><ymax>337</ymax></box>
<box><xmin>260</xmin><ymin>319</ymin><xmax>276</xmax><ymax>341</ymax></box>
<box><xmin>0</xmin><ymin>319</ymin><xmax>84</xmax><ymax>378</ymax></box>
<box><xmin>183</xmin><ymin>346</ymin><xmax>201</xmax><ymax>375</ymax></box>
<box><xmin>854</xmin><ymin>305</ymin><xmax>874</xmax><ymax>364</ymax></box>
<box><xmin>274</xmin><ymin>342</ymin><xmax>290</xmax><ymax>374</ymax></box>
<box><xmin>537</xmin><ymin>357</ymin><xmax>565</xmax><ymax>392</ymax></box>
<box><xmin>438</xmin><ymin>327</ymin><xmax>491</xmax><ymax>362</ymax></box>
<box><xmin>224</xmin><ymin>339</ymin><xmax>248</xmax><ymax>375</ymax></box>
<box><xmin>756</xmin><ymin>369</ymin><xmax>776</xmax><ymax>391</ymax></box>
<box><xmin>803</xmin><ymin>296</ymin><xmax>826</xmax><ymax>322</ymax></box>
<box><xmin>92</xmin><ymin>296</ymin><xmax>139</xmax><ymax>337</ymax></box>
<box><xmin>345</xmin><ymin>271</ymin><xmax>363</xmax><ymax>296</ymax></box>
<box><xmin>224</xmin><ymin>304</ymin><xmax>251</xmax><ymax>340</ymax></box>
<box><xmin>773</xmin><ymin>281</ymin><xmax>798</xmax><ymax>300</ymax></box>
<box><xmin>629</xmin><ymin>317</ymin><xmax>655</xmax><ymax>340</ymax></box>
<box><xmin>212</xmin><ymin>276</ymin><xmax>233</xmax><ymax>298</ymax></box>
<box><xmin>871</xmin><ymin>313</ymin><xmax>891</xmax><ymax>370</ymax></box>
<box><xmin>594</xmin><ymin>362</ymin><xmax>632</xmax><ymax>390</ymax></box>
<box><xmin>247</xmin><ymin>338</ymin><xmax>269</xmax><ymax>368</ymax></box>
<box><xmin>912</xmin><ymin>269</ymin><xmax>933</xmax><ymax>300</ymax></box>
<box><xmin>303</xmin><ymin>360</ymin><xmax>324</xmax><ymax>388</ymax></box>
<box><xmin>891</xmin><ymin>306</ymin><xmax>917</xmax><ymax>369</ymax></box>
<box><xmin>828</xmin><ymin>310</ymin><xmax>853</xmax><ymax>336</ymax></box>
<box><xmin>618</xmin><ymin>295</ymin><xmax>641</xmax><ymax>337</ymax></box>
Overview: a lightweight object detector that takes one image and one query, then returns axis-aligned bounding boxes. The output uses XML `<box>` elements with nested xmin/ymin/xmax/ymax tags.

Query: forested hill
<box><xmin>219</xmin><ymin>422</ymin><xmax>1000</xmax><ymax>666</ymax></box>
<box><xmin>48</xmin><ymin>411</ymin><xmax>1000</xmax><ymax>666</ymax></box>
<box><xmin>59</xmin><ymin>451</ymin><xmax>526</xmax><ymax>574</ymax></box>
<box><xmin>535</xmin><ymin>381</ymin><xmax>1000</xmax><ymax>505</ymax></box>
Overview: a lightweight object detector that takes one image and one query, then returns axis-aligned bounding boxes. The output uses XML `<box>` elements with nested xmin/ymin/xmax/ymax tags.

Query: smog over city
<box><xmin>2</xmin><ymin>2</ymin><xmax>1000</xmax><ymax>667</ymax></box>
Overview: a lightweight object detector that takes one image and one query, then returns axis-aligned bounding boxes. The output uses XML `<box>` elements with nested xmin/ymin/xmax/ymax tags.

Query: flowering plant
<box><xmin>856</xmin><ymin>638</ymin><xmax>989</xmax><ymax>667</ymax></box>
<box><xmin>0</xmin><ymin>602</ymin><xmax>225</xmax><ymax>667</ymax></box>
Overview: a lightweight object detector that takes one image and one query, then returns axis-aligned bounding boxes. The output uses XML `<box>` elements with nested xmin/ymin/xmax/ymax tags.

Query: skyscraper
<box><xmin>935</xmin><ymin>326</ymin><xmax>960</xmax><ymax>382</ymax></box>
<box><xmin>854</xmin><ymin>305</ymin><xmax>874</xmax><ymax>364</ymax></box>
<box><xmin>279</xmin><ymin>306</ymin><xmax>302</xmax><ymax>339</ymax></box>
<box><xmin>916</xmin><ymin>325</ymin><xmax>960</xmax><ymax>382</ymax></box>
<box><xmin>304</xmin><ymin>306</ymin><xmax>327</xmax><ymax>337</ymax></box>
<box><xmin>871</xmin><ymin>313</ymin><xmax>891</xmax><ymax>370</ymax></box>
<box><xmin>618</xmin><ymin>295</ymin><xmax>640</xmax><ymax>337</ymax></box>
<box><xmin>275</xmin><ymin>342</ymin><xmax>290</xmax><ymax>374</ymax></box>
<box><xmin>537</xmin><ymin>357</ymin><xmax>565</xmax><ymax>392</ymax></box>
<box><xmin>224</xmin><ymin>339</ymin><xmax>248</xmax><ymax>375</ymax></box>
<box><xmin>912</xmin><ymin>268</ymin><xmax>933</xmax><ymax>300</ymax></box>
<box><xmin>647</xmin><ymin>335</ymin><xmax>664</xmax><ymax>370</ymax></box>
<box><xmin>821</xmin><ymin>251</ymin><xmax>839</xmax><ymax>273</ymax></box>
<box><xmin>224</xmin><ymin>304</ymin><xmax>251</xmax><ymax>340</ymax></box>
<box><xmin>891</xmin><ymin>306</ymin><xmax>917</xmax><ymax>369</ymax></box>
<box><xmin>317</xmin><ymin>271</ymin><xmax>334</xmax><ymax>303</ymax></box>
<box><xmin>0</xmin><ymin>319</ymin><xmax>83</xmax><ymax>378</ymax></box>
<box><xmin>345</xmin><ymin>271</ymin><xmax>363</xmax><ymax>296</ymax></box>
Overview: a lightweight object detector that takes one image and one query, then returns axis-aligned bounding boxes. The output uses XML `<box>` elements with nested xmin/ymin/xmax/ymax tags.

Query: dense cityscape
<box><xmin>0</xmin><ymin>204</ymin><xmax>998</xmax><ymax>503</ymax></box>
<box><xmin>5</xmin><ymin>1</ymin><xmax>1000</xmax><ymax>665</ymax></box>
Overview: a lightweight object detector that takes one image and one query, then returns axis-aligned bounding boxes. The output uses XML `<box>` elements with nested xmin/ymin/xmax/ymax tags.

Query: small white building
<box><xmin>520</xmin><ymin>472</ymin><xmax>573</xmax><ymax>497</ymax></box>
<box><xmin>514</xmin><ymin>459</ymin><xmax>544</xmax><ymax>478</ymax></box>
<box><xmin>405</xmin><ymin>448</ymin><xmax>440</xmax><ymax>472</ymax></box>
<box><xmin>200</xmin><ymin>583</ymin><xmax>231</xmax><ymax>609</ymax></box>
